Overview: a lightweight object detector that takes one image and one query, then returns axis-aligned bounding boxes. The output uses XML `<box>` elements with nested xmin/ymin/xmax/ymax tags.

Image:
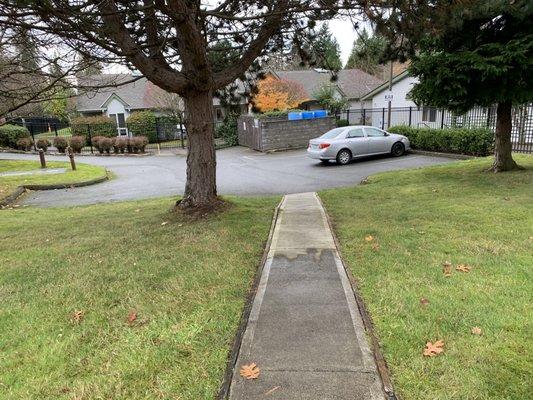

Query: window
<box><xmin>422</xmin><ymin>107</ymin><xmax>437</xmax><ymax>122</ymax></box>
<box><xmin>365</xmin><ymin>127</ymin><xmax>386</xmax><ymax>137</ymax></box>
<box><xmin>117</xmin><ymin>113</ymin><xmax>126</xmax><ymax>128</ymax></box>
<box><xmin>320</xmin><ymin>128</ymin><xmax>345</xmax><ymax>139</ymax></box>
<box><xmin>347</xmin><ymin>128</ymin><xmax>364</xmax><ymax>138</ymax></box>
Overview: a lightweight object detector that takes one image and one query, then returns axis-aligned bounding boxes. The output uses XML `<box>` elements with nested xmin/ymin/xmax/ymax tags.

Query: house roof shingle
<box><xmin>273</xmin><ymin>69</ymin><xmax>384</xmax><ymax>100</ymax></box>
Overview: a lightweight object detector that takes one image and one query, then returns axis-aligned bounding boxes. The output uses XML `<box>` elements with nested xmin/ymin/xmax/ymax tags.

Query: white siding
<box><xmin>106</xmin><ymin>98</ymin><xmax>130</xmax><ymax>119</ymax></box>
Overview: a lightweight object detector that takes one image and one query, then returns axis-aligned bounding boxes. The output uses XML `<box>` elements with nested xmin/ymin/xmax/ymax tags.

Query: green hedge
<box><xmin>126</xmin><ymin>111</ymin><xmax>158</xmax><ymax>143</ymax></box>
<box><xmin>71</xmin><ymin>116</ymin><xmax>116</xmax><ymax>139</ymax></box>
<box><xmin>215</xmin><ymin>113</ymin><xmax>239</xmax><ymax>146</ymax></box>
<box><xmin>388</xmin><ymin>125</ymin><xmax>494</xmax><ymax>156</ymax></box>
<box><xmin>0</xmin><ymin>124</ymin><xmax>31</xmax><ymax>148</ymax></box>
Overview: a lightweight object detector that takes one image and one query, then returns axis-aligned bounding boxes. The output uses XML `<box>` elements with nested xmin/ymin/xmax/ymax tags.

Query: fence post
<box><xmin>381</xmin><ymin>108</ymin><xmax>385</xmax><ymax>129</ymax></box>
<box><xmin>346</xmin><ymin>109</ymin><xmax>350</xmax><ymax>124</ymax></box>
<box><xmin>179</xmin><ymin>114</ymin><xmax>185</xmax><ymax>149</ymax></box>
<box><xmin>486</xmin><ymin>107</ymin><xmax>491</xmax><ymax>128</ymax></box>
<box><xmin>38</xmin><ymin>149</ymin><xmax>46</xmax><ymax>168</ymax></box>
<box><xmin>408</xmin><ymin>107</ymin><xmax>412</xmax><ymax>127</ymax></box>
<box><xmin>53</xmin><ymin>123</ymin><xmax>58</xmax><ymax>137</ymax></box>
<box><xmin>440</xmin><ymin>109</ymin><xmax>445</xmax><ymax>129</ymax></box>
<box><xmin>29</xmin><ymin>125</ymin><xmax>36</xmax><ymax>151</ymax></box>
<box><xmin>67</xmin><ymin>146</ymin><xmax>76</xmax><ymax>170</ymax></box>
<box><xmin>362</xmin><ymin>108</ymin><xmax>366</xmax><ymax>125</ymax></box>
<box><xmin>87</xmin><ymin>124</ymin><xmax>94</xmax><ymax>154</ymax></box>
<box><xmin>155</xmin><ymin>118</ymin><xmax>161</xmax><ymax>154</ymax></box>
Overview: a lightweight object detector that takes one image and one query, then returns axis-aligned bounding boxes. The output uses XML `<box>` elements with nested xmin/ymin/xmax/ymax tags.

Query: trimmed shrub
<box><xmin>215</xmin><ymin>113</ymin><xmax>239</xmax><ymax>146</ymax></box>
<box><xmin>71</xmin><ymin>115</ymin><xmax>117</xmax><ymax>139</ymax></box>
<box><xmin>53</xmin><ymin>136</ymin><xmax>68</xmax><ymax>153</ymax></box>
<box><xmin>16</xmin><ymin>137</ymin><xmax>34</xmax><ymax>151</ymax></box>
<box><xmin>0</xmin><ymin>124</ymin><xmax>31</xmax><ymax>148</ymax></box>
<box><xmin>114</xmin><ymin>137</ymin><xmax>128</xmax><ymax>153</ymax></box>
<box><xmin>36</xmin><ymin>138</ymin><xmax>51</xmax><ymax>152</ymax></box>
<box><xmin>98</xmin><ymin>137</ymin><xmax>113</xmax><ymax>154</ymax></box>
<box><xmin>130</xmin><ymin>136</ymin><xmax>149</xmax><ymax>153</ymax></box>
<box><xmin>69</xmin><ymin>136</ymin><xmax>86</xmax><ymax>153</ymax></box>
<box><xmin>127</xmin><ymin>111</ymin><xmax>157</xmax><ymax>143</ymax></box>
<box><xmin>388</xmin><ymin>125</ymin><xmax>494</xmax><ymax>156</ymax></box>
<box><xmin>336</xmin><ymin>119</ymin><xmax>349</xmax><ymax>127</ymax></box>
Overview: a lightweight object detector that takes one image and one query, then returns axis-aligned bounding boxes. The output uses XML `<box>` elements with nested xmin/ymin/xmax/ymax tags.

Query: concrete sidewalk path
<box><xmin>228</xmin><ymin>193</ymin><xmax>385</xmax><ymax>400</ymax></box>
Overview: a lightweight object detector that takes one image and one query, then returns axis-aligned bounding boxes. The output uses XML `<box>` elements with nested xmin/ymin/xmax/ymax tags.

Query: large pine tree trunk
<box><xmin>491</xmin><ymin>101</ymin><xmax>520</xmax><ymax>172</ymax></box>
<box><xmin>178</xmin><ymin>90</ymin><xmax>218</xmax><ymax>209</ymax></box>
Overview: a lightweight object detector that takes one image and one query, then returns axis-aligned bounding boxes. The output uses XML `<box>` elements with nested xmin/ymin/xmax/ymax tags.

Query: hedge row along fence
<box><xmin>388</xmin><ymin>125</ymin><xmax>494</xmax><ymax>156</ymax></box>
<box><xmin>12</xmin><ymin>134</ymin><xmax>149</xmax><ymax>154</ymax></box>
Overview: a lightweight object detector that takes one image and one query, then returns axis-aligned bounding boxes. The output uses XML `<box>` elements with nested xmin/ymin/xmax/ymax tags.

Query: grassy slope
<box><xmin>321</xmin><ymin>155</ymin><xmax>533</xmax><ymax>400</ymax></box>
<box><xmin>0</xmin><ymin>160</ymin><xmax>107</xmax><ymax>201</ymax></box>
<box><xmin>0</xmin><ymin>196</ymin><xmax>279</xmax><ymax>399</ymax></box>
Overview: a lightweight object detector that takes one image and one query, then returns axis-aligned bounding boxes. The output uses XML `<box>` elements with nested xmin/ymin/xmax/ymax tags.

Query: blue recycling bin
<box><xmin>302</xmin><ymin>111</ymin><xmax>314</xmax><ymax>119</ymax></box>
<box><xmin>313</xmin><ymin>110</ymin><xmax>328</xmax><ymax>118</ymax></box>
<box><xmin>288</xmin><ymin>112</ymin><xmax>303</xmax><ymax>120</ymax></box>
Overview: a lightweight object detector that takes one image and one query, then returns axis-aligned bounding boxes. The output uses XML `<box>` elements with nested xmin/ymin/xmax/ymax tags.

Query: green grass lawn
<box><xmin>0</xmin><ymin>196</ymin><xmax>279</xmax><ymax>399</ymax></box>
<box><xmin>320</xmin><ymin>155</ymin><xmax>533</xmax><ymax>400</ymax></box>
<box><xmin>0</xmin><ymin>159</ymin><xmax>107</xmax><ymax>201</ymax></box>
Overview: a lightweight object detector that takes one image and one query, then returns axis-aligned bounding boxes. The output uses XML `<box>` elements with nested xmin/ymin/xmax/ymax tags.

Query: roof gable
<box><xmin>361</xmin><ymin>70</ymin><xmax>410</xmax><ymax>101</ymax></box>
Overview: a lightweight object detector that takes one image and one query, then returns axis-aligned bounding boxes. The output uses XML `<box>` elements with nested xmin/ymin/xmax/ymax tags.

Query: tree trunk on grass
<box><xmin>177</xmin><ymin>90</ymin><xmax>218</xmax><ymax>209</ymax></box>
<box><xmin>491</xmin><ymin>101</ymin><xmax>521</xmax><ymax>172</ymax></box>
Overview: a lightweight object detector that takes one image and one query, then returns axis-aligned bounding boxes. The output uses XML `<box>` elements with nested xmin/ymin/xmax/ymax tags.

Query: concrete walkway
<box><xmin>229</xmin><ymin>193</ymin><xmax>385</xmax><ymax>400</ymax></box>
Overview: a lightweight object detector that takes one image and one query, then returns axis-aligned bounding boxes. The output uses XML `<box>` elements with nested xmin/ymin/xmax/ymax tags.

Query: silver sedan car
<box><xmin>307</xmin><ymin>125</ymin><xmax>410</xmax><ymax>165</ymax></box>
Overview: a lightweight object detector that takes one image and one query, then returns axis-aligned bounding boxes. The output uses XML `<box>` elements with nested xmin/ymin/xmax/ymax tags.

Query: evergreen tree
<box><xmin>76</xmin><ymin>53</ymin><xmax>103</xmax><ymax>76</ymax></box>
<box><xmin>311</xmin><ymin>24</ymin><xmax>342</xmax><ymax>71</ymax></box>
<box><xmin>345</xmin><ymin>29</ymin><xmax>386</xmax><ymax>75</ymax></box>
<box><xmin>369</xmin><ymin>0</ymin><xmax>533</xmax><ymax>171</ymax></box>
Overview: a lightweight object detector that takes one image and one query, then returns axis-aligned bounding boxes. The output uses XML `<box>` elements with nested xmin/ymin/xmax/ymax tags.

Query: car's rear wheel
<box><xmin>391</xmin><ymin>142</ymin><xmax>405</xmax><ymax>157</ymax></box>
<box><xmin>336</xmin><ymin>149</ymin><xmax>352</xmax><ymax>165</ymax></box>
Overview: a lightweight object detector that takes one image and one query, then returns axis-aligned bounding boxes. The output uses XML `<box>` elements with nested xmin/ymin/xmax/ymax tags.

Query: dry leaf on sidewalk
<box><xmin>423</xmin><ymin>340</ymin><xmax>444</xmax><ymax>357</ymax></box>
<box><xmin>471</xmin><ymin>326</ymin><xmax>482</xmax><ymax>335</ymax></box>
<box><xmin>240</xmin><ymin>363</ymin><xmax>260</xmax><ymax>379</ymax></box>
<box><xmin>456</xmin><ymin>264</ymin><xmax>472</xmax><ymax>273</ymax></box>
<box><xmin>442</xmin><ymin>261</ymin><xmax>452</xmax><ymax>277</ymax></box>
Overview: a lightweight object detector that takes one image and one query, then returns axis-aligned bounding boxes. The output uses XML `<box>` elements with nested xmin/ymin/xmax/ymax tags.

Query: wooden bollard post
<box><xmin>38</xmin><ymin>149</ymin><xmax>46</xmax><ymax>169</ymax></box>
<box><xmin>67</xmin><ymin>146</ymin><xmax>76</xmax><ymax>170</ymax></box>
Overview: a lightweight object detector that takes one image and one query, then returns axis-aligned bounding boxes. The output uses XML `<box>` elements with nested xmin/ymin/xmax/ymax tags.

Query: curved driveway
<box><xmin>1</xmin><ymin>147</ymin><xmax>454</xmax><ymax>207</ymax></box>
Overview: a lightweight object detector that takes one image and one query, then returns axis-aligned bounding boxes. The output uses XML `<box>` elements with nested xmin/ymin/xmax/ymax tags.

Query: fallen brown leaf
<box><xmin>134</xmin><ymin>209</ymin><xmax>141</xmax><ymax>213</ymax></box>
<box><xmin>71</xmin><ymin>310</ymin><xmax>84</xmax><ymax>324</ymax></box>
<box><xmin>161</xmin><ymin>221</ymin><xmax>169</xmax><ymax>226</ymax></box>
<box><xmin>471</xmin><ymin>326</ymin><xmax>482</xmax><ymax>335</ymax></box>
<box><xmin>240</xmin><ymin>363</ymin><xmax>260</xmax><ymax>380</ymax></box>
<box><xmin>364</xmin><ymin>235</ymin><xmax>374</xmax><ymax>242</ymax></box>
<box><xmin>456</xmin><ymin>264</ymin><xmax>472</xmax><ymax>273</ymax></box>
<box><xmin>423</xmin><ymin>340</ymin><xmax>444</xmax><ymax>357</ymax></box>
<box><xmin>442</xmin><ymin>261</ymin><xmax>452</xmax><ymax>277</ymax></box>
<box><xmin>371</xmin><ymin>242</ymin><xmax>380</xmax><ymax>251</ymax></box>
<box><xmin>420</xmin><ymin>298</ymin><xmax>430</xmax><ymax>306</ymax></box>
<box><xmin>127</xmin><ymin>311</ymin><xmax>137</xmax><ymax>325</ymax></box>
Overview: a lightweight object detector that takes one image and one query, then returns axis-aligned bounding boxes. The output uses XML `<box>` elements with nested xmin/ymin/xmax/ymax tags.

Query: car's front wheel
<box><xmin>336</xmin><ymin>149</ymin><xmax>352</xmax><ymax>165</ymax></box>
<box><xmin>391</xmin><ymin>142</ymin><xmax>405</xmax><ymax>157</ymax></box>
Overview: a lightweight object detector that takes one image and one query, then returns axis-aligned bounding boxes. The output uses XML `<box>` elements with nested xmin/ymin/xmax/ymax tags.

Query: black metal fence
<box><xmin>338</xmin><ymin>104</ymin><xmax>533</xmax><ymax>154</ymax></box>
<box><xmin>13</xmin><ymin>119</ymin><xmax>227</xmax><ymax>154</ymax></box>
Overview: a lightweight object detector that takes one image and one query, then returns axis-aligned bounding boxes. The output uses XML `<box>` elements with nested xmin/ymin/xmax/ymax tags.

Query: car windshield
<box><xmin>320</xmin><ymin>128</ymin><xmax>345</xmax><ymax>139</ymax></box>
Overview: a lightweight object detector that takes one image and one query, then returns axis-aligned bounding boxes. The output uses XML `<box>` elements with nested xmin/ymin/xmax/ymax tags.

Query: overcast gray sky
<box><xmin>104</xmin><ymin>18</ymin><xmax>366</xmax><ymax>73</ymax></box>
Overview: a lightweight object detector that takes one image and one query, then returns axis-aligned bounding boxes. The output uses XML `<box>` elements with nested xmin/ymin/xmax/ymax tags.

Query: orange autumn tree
<box><xmin>253</xmin><ymin>76</ymin><xmax>308</xmax><ymax>112</ymax></box>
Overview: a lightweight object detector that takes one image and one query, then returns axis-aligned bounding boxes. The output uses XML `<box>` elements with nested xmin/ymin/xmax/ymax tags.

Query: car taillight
<box><xmin>319</xmin><ymin>143</ymin><xmax>330</xmax><ymax>149</ymax></box>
